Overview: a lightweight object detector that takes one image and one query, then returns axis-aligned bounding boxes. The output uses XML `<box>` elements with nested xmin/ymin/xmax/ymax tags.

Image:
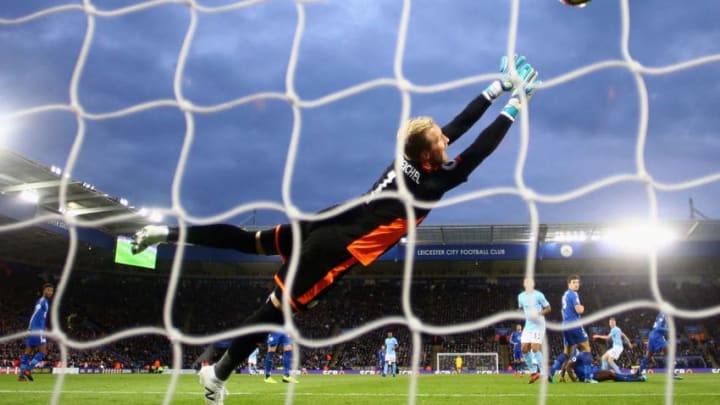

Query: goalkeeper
<box><xmin>132</xmin><ymin>54</ymin><xmax>541</xmax><ymax>405</ymax></box>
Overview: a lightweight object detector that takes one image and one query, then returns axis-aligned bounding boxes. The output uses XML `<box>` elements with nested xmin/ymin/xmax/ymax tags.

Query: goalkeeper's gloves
<box><xmin>501</xmin><ymin>64</ymin><xmax>541</xmax><ymax>121</ymax></box>
<box><xmin>482</xmin><ymin>54</ymin><xmax>528</xmax><ymax>102</ymax></box>
<box><xmin>131</xmin><ymin>225</ymin><xmax>169</xmax><ymax>254</ymax></box>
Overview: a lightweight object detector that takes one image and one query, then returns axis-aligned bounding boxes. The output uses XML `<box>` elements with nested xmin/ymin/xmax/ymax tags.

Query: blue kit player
<box><xmin>564</xmin><ymin>350</ymin><xmax>646</xmax><ymax>383</ymax></box>
<box><xmin>550</xmin><ymin>275</ymin><xmax>595</xmax><ymax>383</ymax></box>
<box><xmin>637</xmin><ymin>312</ymin><xmax>682</xmax><ymax>380</ymax></box>
<box><xmin>509</xmin><ymin>324</ymin><xmax>524</xmax><ymax>376</ymax></box>
<box><xmin>378</xmin><ymin>345</ymin><xmax>386</xmax><ymax>375</ymax></box>
<box><xmin>264</xmin><ymin>332</ymin><xmax>298</xmax><ymax>383</ymax></box>
<box><xmin>19</xmin><ymin>283</ymin><xmax>54</xmax><ymax>382</ymax></box>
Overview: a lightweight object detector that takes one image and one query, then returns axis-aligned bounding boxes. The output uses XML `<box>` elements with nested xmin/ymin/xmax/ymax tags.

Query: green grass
<box><xmin>0</xmin><ymin>373</ymin><xmax>717</xmax><ymax>405</ymax></box>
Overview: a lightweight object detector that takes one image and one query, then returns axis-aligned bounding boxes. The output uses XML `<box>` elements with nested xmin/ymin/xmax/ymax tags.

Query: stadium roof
<box><xmin>0</xmin><ymin>148</ymin><xmax>153</xmax><ymax>235</ymax></box>
<box><xmin>0</xmin><ymin>148</ymin><xmax>157</xmax><ymax>265</ymax></box>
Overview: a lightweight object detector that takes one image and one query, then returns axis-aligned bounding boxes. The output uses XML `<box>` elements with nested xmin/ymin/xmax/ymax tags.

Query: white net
<box><xmin>436</xmin><ymin>352</ymin><xmax>498</xmax><ymax>374</ymax></box>
<box><xmin>1</xmin><ymin>1</ymin><xmax>720</xmax><ymax>405</ymax></box>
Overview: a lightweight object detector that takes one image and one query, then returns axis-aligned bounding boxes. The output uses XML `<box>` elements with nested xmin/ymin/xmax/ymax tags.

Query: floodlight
<box><xmin>604</xmin><ymin>224</ymin><xmax>677</xmax><ymax>253</ymax></box>
<box><xmin>18</xmin><ymin>189</ymin><xmax>39</xmax><ymax>204</ymax></box>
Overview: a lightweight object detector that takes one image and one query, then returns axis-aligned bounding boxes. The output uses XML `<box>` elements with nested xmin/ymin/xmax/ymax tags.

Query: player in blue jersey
<box><xmin>637</xmin><ymin>312</ymin><xmax>682</xmax><ymax>380</ymax></box>
<box><xmin>18</xmin><ymin>283</ymin><xmax>54</xmax><ymax>382</ymax></box>
<box><xmin>592</xmin><ymin>317</ymin><xmax>633</xmax><ymax>374</ymax></box>
<box><xmin>378</xmin><ymin>345</ymin><xmax>386</xmax><ymax>375</ymax></box>
<box><xmin>549</xmin><ymin>275</ymin><xmax>596</xmax><ymax>383</ymax></box>
<box><xmin>383</xmin><ymin>331</ymin><xmax>399</xmax><ymax>377</ymax></box>
<box><xmin>263</xmin><ymin>332</ymin><xmax>298</xmax><ymax>383</ymax></box>
<box><xmin>247</xmin><ymin>345</ymin><xmax>260</xmax><ymax>375</ymax></box>
<box><xmin>509</xmin><ymin>324</ymin><xmax>524</xmax><ymax>376</ymax></box>
<box><xmin>563</xmin><ymin>351</ymin><xmax>646</xmax><ymax>383</ymax></box>
<box><xmin>517</xmin><ymin>278</ymin><xmax>551</xmax><ymax>384</ymax></box>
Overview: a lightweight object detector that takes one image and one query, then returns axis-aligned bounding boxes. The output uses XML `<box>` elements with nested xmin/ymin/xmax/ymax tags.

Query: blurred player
<box><xmin>378</xmin><ymin>345</ymin><xmax>386</xmax><ymax>376</ymax></box>
<box><xmin>509</xmin><ymin>324</ymin><xmax>524</xmax><ymax>376</ymax></box>
<box><xmin>592</xmin><ymin>317</ymin><xmax>633</xmax><ymax>374</ymax></box>
<box><xmin>563</xmin><ymin>351</ymin><xmax>646</xmax><ymax>383</ymax></box>
<box><xmin>263</xmin><ymin>332</ymin><xmax>297</xmax><ymax>383</ymax></box>
<box><xmin>637</xmin><ymin>312</ymin><xmax>682</xmax><ymax>380</ymax></box>
<box><xmin>19</xmin><ymin>283</ymin><xmax>53</xmax><ymax>382</ymax></box>
<box><xmin>455</xmin><ymin>355</ymin><xmax>463</xmax><ymax>374</ymax></box>
<box><xmin>247</xmin><ymin>345</ymin><xmax>259</xmax><ymax>375</ymax></box>
<box><xmin>550</xmin><ymin>275</ymin><xmax>596</xmax><ymax>383</ymax></box>
<box><xmin>517</xmin><ymin>278</ymin><xmax>551</xmax><ymax>384</ymax></box>
<box><xmin>383</xmin><ymin>331</ymin><xmax>399</xmax><ymax>377</ymax></box>
<box><xmin>131</xmin><ymin>54</ymin><xmax>541</xmax><ymax>404</ymax></box>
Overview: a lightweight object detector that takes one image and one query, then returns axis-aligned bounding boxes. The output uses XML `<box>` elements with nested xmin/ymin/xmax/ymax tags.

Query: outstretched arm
<box><xmin>441</xmin><ymin>95</ymin><xmax>493</xmax><ymax>144</ymax></box>
<box><xmin>592</xmin><ymin>334</ymin><xmax>610</xmax><ymax>341</ymax></box>
<box><xmin>444</xmin><ymin>61</ymin><xmax>541</xmax><ymax>183</ymax></box>
<box><xmin>442</xmin><ymin>55</ymin><xmax>533</xmax><ymax>143</ymax></box>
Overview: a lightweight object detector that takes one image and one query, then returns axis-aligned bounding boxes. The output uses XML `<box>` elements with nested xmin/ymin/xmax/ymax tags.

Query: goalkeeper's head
<box><xmin>398</xmin><ymin>116</ymin><xmax>450</xmax><ymax>169</ymax></box>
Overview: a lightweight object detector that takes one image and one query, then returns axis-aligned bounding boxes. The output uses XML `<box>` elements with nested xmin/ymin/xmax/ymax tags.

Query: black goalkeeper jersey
<box><xmin>318</xmin><ymin>94</ymin><xmax>513</xmax><ymax>266</ymax></box>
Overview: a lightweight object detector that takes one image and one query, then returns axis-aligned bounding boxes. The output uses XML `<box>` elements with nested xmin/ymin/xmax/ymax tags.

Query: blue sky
<box><xmin>1</xmin><ymin>0</ymin><xmax>719</xmax><ymax>228</ymax></box>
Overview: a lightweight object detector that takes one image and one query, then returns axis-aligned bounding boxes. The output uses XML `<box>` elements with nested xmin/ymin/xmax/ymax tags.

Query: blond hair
<box><xmin>397</xmin><ymin>116</ymin><xmax>435</xmax><ymax>161</ymax></box>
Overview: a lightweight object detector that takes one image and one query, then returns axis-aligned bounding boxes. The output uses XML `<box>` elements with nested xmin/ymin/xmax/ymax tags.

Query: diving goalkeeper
<box><xmin>132</xmin><ymin>55</ymin><xmax>541</xmax><ymax>405</ymax></box>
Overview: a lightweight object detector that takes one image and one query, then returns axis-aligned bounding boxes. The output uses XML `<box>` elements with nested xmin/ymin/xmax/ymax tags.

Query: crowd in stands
<box><xmin>1</xmin><ymin>261</ymin><xmax>718</xmax><ymax>372</ymax></box>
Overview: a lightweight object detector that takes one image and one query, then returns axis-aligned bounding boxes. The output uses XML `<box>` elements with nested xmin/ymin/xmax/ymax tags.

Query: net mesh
<box><xmin>1</xmin><ymin>1</ymin><xmax>720</xmax><ymax>405</ymax></box>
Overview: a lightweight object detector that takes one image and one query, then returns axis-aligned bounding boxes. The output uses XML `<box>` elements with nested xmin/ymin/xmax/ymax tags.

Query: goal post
<box><xmin>436</xmin><ymin>352</ymin><xmax>499</xmax><ymax>374</ymax></box>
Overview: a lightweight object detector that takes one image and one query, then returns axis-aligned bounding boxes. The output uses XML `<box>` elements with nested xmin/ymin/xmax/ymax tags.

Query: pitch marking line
<box><xmin>2</xmin><ymin>390</ymin><xmax>720</xmax><ymax>398</ymax></box>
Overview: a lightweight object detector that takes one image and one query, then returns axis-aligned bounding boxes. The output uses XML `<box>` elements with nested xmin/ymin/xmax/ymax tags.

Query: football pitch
<box><xmin>0</xmin><ymin>373</ymin><xmax>717</xmax><ymax>405</ymax></box>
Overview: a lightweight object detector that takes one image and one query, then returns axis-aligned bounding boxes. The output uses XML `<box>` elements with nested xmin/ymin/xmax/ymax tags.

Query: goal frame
<box><xmin>436</xmin><ymin>352</ymin><xmax>499</xmax><ymax>374</ymax></box>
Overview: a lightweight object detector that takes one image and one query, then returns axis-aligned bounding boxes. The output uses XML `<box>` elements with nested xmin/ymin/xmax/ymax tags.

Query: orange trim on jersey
<box><xmin>274</xmin><ymin>224</ymin><xmax>287</xmax><ymax>263</ymax></box>
<box><xmin>295</xmin><ymin>256</ymin><xmax>358</xmax><ymax>305</ymax></box>
<box><xmin>346</xmin><ymin>217</ymin><xmax>424</xmax><ymax>266</ymax></box>
<box><xmin>273</xmin><ymin>274</ymin><xmax>302</xmax><ymax>313</ymax></box>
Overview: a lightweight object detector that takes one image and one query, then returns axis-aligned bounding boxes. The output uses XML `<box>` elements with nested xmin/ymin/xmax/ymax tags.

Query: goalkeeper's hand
<box><xmin>592</xmin><ymin>335</ymin><xmax>600</xmax><ymax>340</ymax></box>
<box><xmin>131</xmin><ymin>225</ymin><xmax>169</xmax><ymax>254</ymax></box>
<box><xmin>483</xmin><ymin>54</ymin><xmax>528</xmax><ymax>101</ymax></box>
<box><xmin>501</xmin><ymin>64</ymin><xmax>541</xmax><ymax>121</ymax></box>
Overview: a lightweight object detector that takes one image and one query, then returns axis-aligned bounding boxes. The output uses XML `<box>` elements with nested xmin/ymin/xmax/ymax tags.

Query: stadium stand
<box><xmin>1</xmin><ymin>149</ymin><xmax>719</xmax><ymax>373</ymax></box>
<box><xmin>1</xmin><ymin>262</ymin><xmax>719</xmax><ymax>372</ymax></box>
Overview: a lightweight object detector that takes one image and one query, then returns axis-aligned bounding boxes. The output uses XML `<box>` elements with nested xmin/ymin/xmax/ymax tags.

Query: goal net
<box><xmin>1</xmin><ymin>1</ymin><xmax>720</xmax><ymax>405</ymax></box>
<box><xmin>437</xmin><ymin>352</ymin><xmax>499</xmax><ymax>374</ymax></box>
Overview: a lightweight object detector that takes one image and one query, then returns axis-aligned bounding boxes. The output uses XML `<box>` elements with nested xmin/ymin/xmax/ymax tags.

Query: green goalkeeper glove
<box><xmin>131</xmin><ymin>225</ymin><xmax>169</xmax><ymax>254</ymax></box>
<box><xmin>501</xmin><ymin>64</ymin><xmax>541</xmax><ymax>121</ymax></box>
<box><xmin>482</xmin><ymin>54</ymin><xmax>528</xmax><ymax>101</ymax></box>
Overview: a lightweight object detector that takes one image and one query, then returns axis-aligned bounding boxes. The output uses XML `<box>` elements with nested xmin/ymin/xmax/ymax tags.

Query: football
<box><xmin>560</xmin><ymin>0</ymin><xmax>592</xmax><ymax>7</ymax></box>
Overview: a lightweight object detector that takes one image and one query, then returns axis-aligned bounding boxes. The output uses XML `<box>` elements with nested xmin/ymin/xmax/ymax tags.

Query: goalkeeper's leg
<box><xmin>212</xmin><ymin>296</ymin><xmax>284</xmax><ymax>380</ymax></box>
<box><xmin>132</xmin><ymin>224</ymin><xmax>293</xmax><ymax>256</ymax></box>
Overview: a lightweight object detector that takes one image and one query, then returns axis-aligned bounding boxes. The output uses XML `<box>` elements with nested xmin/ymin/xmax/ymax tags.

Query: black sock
<box><xmin>167</xmin><ymin>225</ymin><xmax>257</xmax><ymax>253</ymax></box>
<box><xmin>213</xmin><ymin>300</ymin><xmax>283</xmax><ymax>380</ymax></box>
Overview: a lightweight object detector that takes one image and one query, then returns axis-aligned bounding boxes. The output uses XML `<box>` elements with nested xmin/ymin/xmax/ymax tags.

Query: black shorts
<box><xmin>266</xmin><ymin>223</ymin><xmax>359</xmax><ymax>312</ymax></box>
